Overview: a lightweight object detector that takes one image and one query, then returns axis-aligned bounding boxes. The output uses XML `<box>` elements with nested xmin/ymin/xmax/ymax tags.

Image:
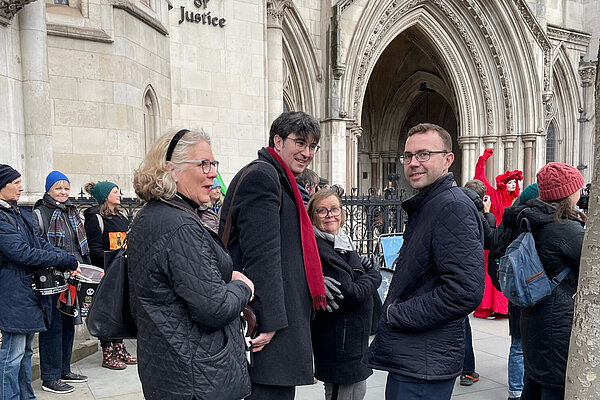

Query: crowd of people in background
<box><xmin>0</xmin><ymin>111</ymin><xmax>588</xmax><ymax>400</ymax></box>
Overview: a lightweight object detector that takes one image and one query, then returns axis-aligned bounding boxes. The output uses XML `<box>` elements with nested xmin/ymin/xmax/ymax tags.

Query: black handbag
<box><xmin>86</xmin><ymin>247</ymin><xmax>137</xmax><ymax>339</ymax></box>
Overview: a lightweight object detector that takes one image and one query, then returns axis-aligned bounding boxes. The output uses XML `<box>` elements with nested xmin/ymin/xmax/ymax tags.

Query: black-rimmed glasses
<box><xmin>314</xmin><ymin>207</ymin><xmax>341</xmax><ymax>218</ymax></box>
<box><xmin>180</xmin><ymin>160</ymin><xmax>219</xmax><ymax>174</ymax></box>
<box><xmin>284</xmin><ymin>137</ymin><xmax>320</xmax><ymax>154</ymax></box>
<box><xmin>399</xmin><ymin>151</ymin><xmax>448</xmax><ymax>165</ymax></box>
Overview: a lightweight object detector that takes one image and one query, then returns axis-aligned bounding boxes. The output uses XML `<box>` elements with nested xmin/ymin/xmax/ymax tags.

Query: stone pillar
<box><xmin>266</xmin><ymin>1</ymin><xmax>287</xmax><ymax>126</ymax></box>
<box><xmin>577</xmin><ymin>61</ymin><xmax>596</xmax><ymax>182</ymax></box>
<box><xmin>347</xmin><ymin>124</ymin><xmax>362</xmax><ymax>190</ymax></box>
<box><xmin>20</xmin><ymin>0</ymin><xmax>52</xmax><ymax>201</ymax></box>
<box><xmin>522</xmin><ymin>134</ymin><xmax>538</xmax><ymax>187</ymax></box>
<box><xmin>370</xmin><ymin>153</ymin><xmax>378</xmax><ymax>189</ymax></box>
<box><xmin>482</xmin><ymin>137</ymin><xmax>498</xmax><ymax>182</ymax></box>
<box><xmin>502</xmin><ymin>135</ymin><xmax>518</xmax><ymax>170</ymax></box>
<box><xmin>458</xmin><ymin>136</ymin><xmax>479</xmax><ymax>183</ymax></box>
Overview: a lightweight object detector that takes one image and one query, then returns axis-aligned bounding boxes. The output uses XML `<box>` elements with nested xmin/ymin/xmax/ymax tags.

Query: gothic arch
<box><xmin>341</xmin><ymin>0</ymin><xmax>544</xmax><ymax>147</ymax></box>
<box><xmin>281</xmin><ymin>4</ymin><xmax>321</xmax><ymax>116</ymax></box>
<box><xmin>143</xmin><ymin>85</ymin><xmax>160</xmax><ymax>153</ymax></box>
<box><xmin>550</xmin><ymin>45</ymin><xmax>582</xmax><ymax>165</ymax></box>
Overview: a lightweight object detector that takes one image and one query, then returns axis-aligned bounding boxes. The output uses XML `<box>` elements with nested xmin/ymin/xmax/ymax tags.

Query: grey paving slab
<box><xmin>31</xmin><ymin>316</ymin><xmax>512</xmax><ymax>400</ymax></box>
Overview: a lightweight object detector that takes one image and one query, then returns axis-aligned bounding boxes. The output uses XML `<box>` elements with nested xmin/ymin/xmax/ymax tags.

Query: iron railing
<box><xmin>340</xmin><ymin>188</ymin><xmax>408</xmax><ymax>262</ymax></box>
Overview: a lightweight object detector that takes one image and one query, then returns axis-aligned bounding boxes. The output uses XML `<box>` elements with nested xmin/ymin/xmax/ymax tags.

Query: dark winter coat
<box><xmin>218</xmin><ymin>148</ymin><xmax>314</xmax><ymax>386</ymax></box>
<box><xmin>33</xmin><ymin>193</ymin><xmax>89</xmax><ymax>264</ymax></box>
<box><xmin>490</xmin><ymin>205</ymin><xmax>527</xmax><ymax>338</ymax></box>
<box><xmin>0</xmin><ymin>199</ymin><xmax>77</xmax><ymax>333</ymax></box>
<box><xmin>83</xmin><ymin>206</ymin><xmax>128</xmax><ymax>269</ymax></box>
<box><xmin>517</xmin><ymin>199</ymin><xmax>584</xmax><ymax>389</ymax></box>
<box><xmin>368</xmin><ymin>173</ymin><xmax>485</xmax><ymax>380</ymax></box>
<box><xmin>311</xmin><ymin>237</ymin><xmax>381</xmax><ymax>384</ymax></box>
<box><xmin>128</xmin><ymin>196</ymin><xmax>252</xmax><ymax>400</ymax></box>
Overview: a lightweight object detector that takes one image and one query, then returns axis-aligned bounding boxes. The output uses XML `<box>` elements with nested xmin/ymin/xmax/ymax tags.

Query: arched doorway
<box><xmin>357</xmin><ymin>30</ymin><xmax>459</xmax><ymax>193</ymax></box>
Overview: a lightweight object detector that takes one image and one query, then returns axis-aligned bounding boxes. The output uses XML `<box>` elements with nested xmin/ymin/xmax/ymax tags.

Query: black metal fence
<box><xmin>340</xmin><ymin>188</ymin><xmax>408</xmax><ymax>263</ymax></box>
<box><xmin>69</xmin><ymin>188</ymin><xmax>143</xmax><ymax>222</ymax></box>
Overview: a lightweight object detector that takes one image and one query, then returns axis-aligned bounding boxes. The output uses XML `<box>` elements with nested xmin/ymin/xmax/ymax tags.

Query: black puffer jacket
<box><xmin>368</xmin><ymin>174</ymin><xmax>484</xmax><ymax>380</ymax></box>
<box><xmin>517</xmin><ymin>199</ymin><xmax>584</xmax><ymax>389</ymax></box>
<box><xmin>128</xmin><ymin>197</ymin><xmax>252</xmax><ymax>400</ymax></box>
<box><xmin>311</xmin><ymin>236</ymin><xmax>381</xmax><ymax>385</ymax></box>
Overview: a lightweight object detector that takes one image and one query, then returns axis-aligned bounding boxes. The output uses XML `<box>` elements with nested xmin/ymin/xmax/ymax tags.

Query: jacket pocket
<box><xmin>335</xmin><ymin>313</ymin><xmax>364</xmax><ymax>361</ymax></box>
<box><xmin>193</xmin><ymin>324</ymin><xmax>251</xmax><ymax>400</ymax></box>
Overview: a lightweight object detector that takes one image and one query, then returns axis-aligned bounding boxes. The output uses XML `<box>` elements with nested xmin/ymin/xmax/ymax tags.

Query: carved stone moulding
<box><xmin>0</xmin><ymin>0</ymin><xmax>37</xmax><ymax>24</ymax></box>
<box><xmin>578</xmin><ymin>61</ymin><xmax>596</xmax><ymax>88</ymax></box>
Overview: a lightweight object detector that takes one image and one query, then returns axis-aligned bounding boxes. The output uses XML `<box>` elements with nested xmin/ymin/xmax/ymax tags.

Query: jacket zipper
<box><xmin>342</xmin><ymin>319</ymin><xmax>347</xmax><ymax>351</ymax></box>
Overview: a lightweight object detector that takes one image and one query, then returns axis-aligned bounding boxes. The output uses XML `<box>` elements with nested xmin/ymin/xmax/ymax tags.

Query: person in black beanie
<box><xmin>0</xmin><ymin>164</ymin><xmax>80</xmax><ymax>400</ymax></box>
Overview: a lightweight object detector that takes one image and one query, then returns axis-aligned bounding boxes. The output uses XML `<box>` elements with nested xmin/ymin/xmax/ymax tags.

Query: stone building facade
<box><xmin>0</xmin><ymin>0</ymin><xmax>598</xmax><ymax>200</ymax></box>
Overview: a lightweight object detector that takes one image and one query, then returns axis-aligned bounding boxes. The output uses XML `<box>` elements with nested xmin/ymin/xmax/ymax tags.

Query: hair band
<box><xmin>166</xmin><ymin>129</ymin><xmax>190</xmax><ymax>161</ymax></box>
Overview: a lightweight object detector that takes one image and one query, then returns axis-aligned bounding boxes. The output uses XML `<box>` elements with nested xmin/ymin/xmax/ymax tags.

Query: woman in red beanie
<box><xmin>518</xmin><ymin>162</ymin><xmax>585</xmax><ymax>400</ymax></box>
<box><xmin>473</xmin><ymin>148</ymin><xmax>523</xmax><ymax>318</ymax></box>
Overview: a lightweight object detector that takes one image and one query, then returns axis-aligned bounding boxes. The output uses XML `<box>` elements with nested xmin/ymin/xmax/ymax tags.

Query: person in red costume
<box><xmin>473</xmin><ymin>148</ymin><xmax>523</xmax><ymax>318</ymax></box>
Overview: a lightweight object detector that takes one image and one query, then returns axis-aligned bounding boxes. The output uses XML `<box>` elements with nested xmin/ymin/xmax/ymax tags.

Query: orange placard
<box><xmin>108</xmin><ymin>232</ymin><xmax>126</xmax><ymax>250</ymax></box>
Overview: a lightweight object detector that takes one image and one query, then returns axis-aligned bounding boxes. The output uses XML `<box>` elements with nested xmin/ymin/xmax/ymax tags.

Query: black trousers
<box><xmin>521</xmin><ymin>375</ymin><xmax>564</xmax><ymax>400</ymax></box>
<box><xmin>462</xmin><ymin>317</ymin><xmax>475</xmax><ymax>374</ymax></box>
<box><xmin>246</xmin><ymin>382</ymin><xmax>295</xmax><ymax>400</ymax></box>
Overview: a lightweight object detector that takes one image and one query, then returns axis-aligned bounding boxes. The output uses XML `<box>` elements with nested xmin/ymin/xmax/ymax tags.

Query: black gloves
<box><xmin>323</xmin><ymin>276</ymin><xmax>344</xmax><ymax>313</ymax></box>
<box><xmin>360</xmin><ymin>255</ymin><xmax>380</xmax><ymax>272</ymax></box>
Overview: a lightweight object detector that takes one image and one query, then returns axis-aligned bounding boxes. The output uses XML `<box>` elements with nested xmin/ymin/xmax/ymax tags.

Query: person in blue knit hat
<box><xmin>209</xmin><ymin>178</ymin><xmax>222</xmax><ymax>214</ymax></box>
<box><xmin>33</xmin><ymin>170</ymin><xmax>90</xmax><ymax>393</ymax></box>
<box><xmin>0</xmin><ymin>165</ymin><xmax>79</xmax><ymax>400</ymax></box>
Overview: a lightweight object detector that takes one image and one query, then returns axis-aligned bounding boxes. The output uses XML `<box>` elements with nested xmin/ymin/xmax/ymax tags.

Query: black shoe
<box><xmin>459</xmin><ymin>372</ymin><xmax>480</xmax><ymax>386</ymax></box>
<box><xmin>41</xmin><ymin>380</ymin><xmax>75</xmax><ymax>394</ymax></box>
<box><xmin>61</xmin><ymin>372</ymin><xmax>88</xmax><ymax>383</ymax></box>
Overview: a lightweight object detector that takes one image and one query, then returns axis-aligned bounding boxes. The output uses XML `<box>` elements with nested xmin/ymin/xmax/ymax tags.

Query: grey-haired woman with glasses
<box><xmin>128</xmin><ymin>128</ymin><xmax>254</xmax><ymax>400</ymax></box>
<box><xmin>308</xmin><ymin>189</ymin><xmax>382</xmax><ymax>400</ymax></box>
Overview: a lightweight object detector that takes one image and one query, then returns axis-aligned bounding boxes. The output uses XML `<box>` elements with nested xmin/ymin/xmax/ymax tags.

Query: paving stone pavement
<box><xmin>33</xmin><ymin>315</ymin><xmax>511</xmax><ymax>399</ymax></box>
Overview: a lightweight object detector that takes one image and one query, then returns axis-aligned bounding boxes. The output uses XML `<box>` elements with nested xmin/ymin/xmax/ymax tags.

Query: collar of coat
<box><xmin>401</xmin><ymin>173</ymin><xmax>456</xmax><ymax>215</ymax></box>
<box><xmin>257</xmin><ymin>147</ymin><xmax>294</xmax><ymax>195</ymax></box>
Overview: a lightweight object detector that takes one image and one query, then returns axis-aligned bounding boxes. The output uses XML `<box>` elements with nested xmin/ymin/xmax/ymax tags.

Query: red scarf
<box><xmin>266</xmin><ymin>147</ymin><xmax>327</xmax><ymax>310</ymax></box>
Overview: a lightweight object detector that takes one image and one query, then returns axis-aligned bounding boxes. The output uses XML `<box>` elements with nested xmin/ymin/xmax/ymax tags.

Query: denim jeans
<box><xmin>39</xmin><ymin>294</ymin><xmax>75</xmax><ymax>382</ymax></box>
<box><xmin>508</xmin><ymin>336</ymin><xmax>524</xmax><ymax>398</ymax></box>
<box><xmin>0</xmin><ymin>332</ymin><xmax>36</xmax><ymax>400</ymax></box>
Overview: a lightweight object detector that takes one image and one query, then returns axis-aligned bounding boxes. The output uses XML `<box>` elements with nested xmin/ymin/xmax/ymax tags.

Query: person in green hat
<box><xmin>83</xmin><ymin>181</ymin><xmax>137</xmax><ymax>370</ymax></box>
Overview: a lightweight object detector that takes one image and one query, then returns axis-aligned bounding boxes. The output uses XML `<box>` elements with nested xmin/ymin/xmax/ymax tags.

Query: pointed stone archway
<box><xmin>336</xmin><ymin>0</ymin><xmax>549</xmax><ymax>191</ymax></box>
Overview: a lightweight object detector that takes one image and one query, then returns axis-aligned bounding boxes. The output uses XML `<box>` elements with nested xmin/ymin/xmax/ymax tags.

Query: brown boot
<box><xmin>102</xmin><ymin>346</ymin><xmax>126</xmax><ymax>370</ymax></box>
<box><xmin>114</xmin><ymin>343</ymin><xmax>137</xmax><ymax>365</ymax></box>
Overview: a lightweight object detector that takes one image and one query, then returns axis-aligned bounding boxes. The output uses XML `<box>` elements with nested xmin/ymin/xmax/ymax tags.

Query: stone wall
<box><xmin>47</xmin><ymin>0</ymin><xmax>172</xmax><ymax>196</ymax></box>
<box><xmin>169</xmin><ymin>0</ymin><xmax>267</xmax><ymax>184</ymax></box>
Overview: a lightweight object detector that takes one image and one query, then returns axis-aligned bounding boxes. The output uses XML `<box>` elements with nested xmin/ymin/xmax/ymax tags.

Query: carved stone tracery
<box><xmin>351</xmin><ymin>0</ymin><xmax>518</xmax><ymax>136</ymax></box>
<box><xmin>267</xmin><ymin>0</ymin><xmax>291</xmax><ymax>27</ymax></box>
<box><xmin>0</xmin><ymin>0</ymin><xmax>37</xmax><ymax>23</ymax></box>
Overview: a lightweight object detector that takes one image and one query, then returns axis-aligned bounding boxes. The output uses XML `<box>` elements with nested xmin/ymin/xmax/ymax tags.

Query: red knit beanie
<box><xmin>536</xmin><ymin>162</ymin><xmax>584</xmax><ymax>202</ymax></box>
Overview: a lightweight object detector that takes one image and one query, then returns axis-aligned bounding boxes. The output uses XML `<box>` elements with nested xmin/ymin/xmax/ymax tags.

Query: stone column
<box><xmin>522</xmin><ymin>134</ymin><xmax>538</xmax><ymax>187</ymax></box>
<box><xmin>482</xmin><ymin>137</ymin><xmax>498</xmax><ymax>183</ymax></box>
<box><xmin>266</xmin><ymin>0</ymin><xmax>288</xmax><ymax>126</ymax></box>
<box><xmin>502</xmin><ymin>135</ymin><xmax>518</xmax><ymax>170</ymax></box>
<box><xmin>457</xmin><ymin>136</ymin><xmax>479</xmax><ymax>183</ymax></box>
<box><xmin>370</xmin><ymin>153</ymin><xmax>378</xmax><ymax>189</ymax></box>
<box><xmin>20</xmin><ymin>0</ymin><xmax>52</xmax><ymax>201</ymax></box>
<box><xmin>347</xmin><ymin>125</ymin><xmax>362</xmax><ymax>190</ymax></box>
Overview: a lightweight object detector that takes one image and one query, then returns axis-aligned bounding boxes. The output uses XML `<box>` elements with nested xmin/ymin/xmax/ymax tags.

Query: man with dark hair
<box><xmin>296</xmin><ymin>168</ymin><xmax>319</xmax><ymax>205</ymax></box>
<box><xmin>219</xmin><ymin>111</ymin><xmax>326</xmax><ymax>400</ymax></box>
<box><xmin>368</xmin><ymin>123</ymin><xmax>484</xmax><ymax>400</ymax></box>
<box><xmin>465</xmin><ymin>179</ymin><xmax>487</xmax><ymax>201</ymax></box>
